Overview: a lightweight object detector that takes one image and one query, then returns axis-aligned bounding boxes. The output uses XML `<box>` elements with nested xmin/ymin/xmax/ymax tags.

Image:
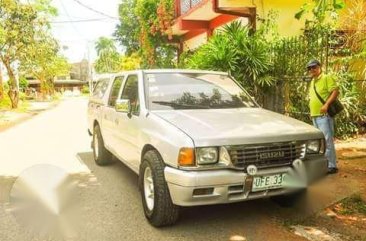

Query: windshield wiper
<box><xmin>152</xmin><ymin>101</ymin><xmax>210</xmax><ymax>109</ymax></box>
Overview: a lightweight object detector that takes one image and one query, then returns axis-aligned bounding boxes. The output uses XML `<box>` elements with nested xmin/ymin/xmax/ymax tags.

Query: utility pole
<box><xmin>86</xmin><ymin>40</ymin><xmax>93</xmax><ymax>94</ymax></box>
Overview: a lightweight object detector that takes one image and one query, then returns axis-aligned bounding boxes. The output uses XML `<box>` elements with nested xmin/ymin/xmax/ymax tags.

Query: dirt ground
<box><xmin>290</xmin><ymin>137</ymin><xmax>366</xmax><ymax>241</ymax></box>
<box><xmin>0</xmin><ymin>100</ymin><xmax>59</xmax><ymax>132</ymax></box>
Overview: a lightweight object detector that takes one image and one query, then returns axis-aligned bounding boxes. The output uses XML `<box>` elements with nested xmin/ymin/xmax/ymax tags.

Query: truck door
<box><xmin>114</xmin><ymin>74</ymin><xmax>141</xmax><ymax>170</ymax></box>
<box><xmin>102</xmin><ymin>75</ymin><xmax>124</xmax><ymax>153</ymax></box>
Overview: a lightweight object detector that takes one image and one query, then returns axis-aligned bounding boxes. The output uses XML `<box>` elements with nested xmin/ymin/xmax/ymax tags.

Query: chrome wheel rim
<box><xmin>143</xmin><ymin>167</ymin><xmax>154</xmax><ymax>211</ymax></box>
<box><xmin>94</xmin><ymin>133</ymin><xmax>99</xmax><ymax>159</ymax></box>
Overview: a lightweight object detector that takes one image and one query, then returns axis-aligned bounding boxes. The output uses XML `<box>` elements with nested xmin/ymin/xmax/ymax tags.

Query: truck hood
<box><xmin>152</xmin><ymin>108</ymin><xmax>323</xmax><ymax>146</ymax></box>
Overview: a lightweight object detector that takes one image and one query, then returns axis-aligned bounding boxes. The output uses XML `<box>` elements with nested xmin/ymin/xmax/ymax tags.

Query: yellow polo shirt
<box><xmin>309</xmin><ymin>74</ymin><xmax>338</xmax><ymax>117</ymax></box>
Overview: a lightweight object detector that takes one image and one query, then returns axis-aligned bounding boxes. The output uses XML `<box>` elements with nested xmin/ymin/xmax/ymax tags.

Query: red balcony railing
<box><xmin>175</xmin><ymin>0</ymin><xmax>205</xmax><ymax>17</ymax></box>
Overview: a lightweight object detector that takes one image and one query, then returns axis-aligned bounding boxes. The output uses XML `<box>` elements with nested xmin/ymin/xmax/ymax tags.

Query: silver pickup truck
<box><xmin>87</xmin><ymin>69</ymin><xmax>328</xmax><ymax>226</ymax></box>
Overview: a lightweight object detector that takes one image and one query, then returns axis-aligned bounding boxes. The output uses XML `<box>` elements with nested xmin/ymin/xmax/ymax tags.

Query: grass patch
<box><xmin>0</xmin><ymin>95</ymin><xmax>29</xmax><ymax>112</ymax></box>
<box><xmin>337</xmin><ymin>194</ymin><xmax>366</xmax><ymax>215</ymax></box>
<box><xmin>0</xmin><ymin>95</ymin><xmax>12</xmax><ymax>110</ymax></box>
<box><xmin>15</xmin><ymin>100</ymin><xmax>30</xmax><ymax>113</ymax></box>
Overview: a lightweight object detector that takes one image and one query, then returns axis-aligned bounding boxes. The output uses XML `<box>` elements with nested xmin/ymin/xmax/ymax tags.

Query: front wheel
<box><xmin>139</xmin><ymin>150</ymin><xmax>179</xmax><ymax>227</ymax></box>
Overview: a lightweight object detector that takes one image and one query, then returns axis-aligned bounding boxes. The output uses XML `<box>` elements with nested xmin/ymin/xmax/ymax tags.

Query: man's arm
<box><xmin>320</xmin><ymin>88</ymin><xmax>339</xmax><ymax>113</ymax></box>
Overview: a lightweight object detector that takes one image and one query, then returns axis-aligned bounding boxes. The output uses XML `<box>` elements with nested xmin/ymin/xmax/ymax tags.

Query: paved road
<box><xmin>0</xmin><ymin>98</ymin><xmax>356</xmax><ymax>241</ymax></box>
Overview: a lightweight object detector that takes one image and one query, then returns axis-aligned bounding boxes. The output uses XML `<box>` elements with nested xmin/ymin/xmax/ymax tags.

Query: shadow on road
<box><xmin>0</xmin><ymin>175</ymin><xmax>16</xmax><ymax>203</ymax></box>
<box><xmin>75</xmin><ymin>152</ymin><xmax>312</xmax><ymax>229</ymax></box>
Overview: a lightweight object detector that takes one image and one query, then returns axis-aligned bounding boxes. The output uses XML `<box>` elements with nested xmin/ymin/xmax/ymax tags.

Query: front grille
<box><xmin>228</xmin><ymin>142</ymin><xmax>305</xmax><ymax>169</ymax></box>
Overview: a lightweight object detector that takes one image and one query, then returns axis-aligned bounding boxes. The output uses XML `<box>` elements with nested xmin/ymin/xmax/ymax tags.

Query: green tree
<box><xmin>119</xmin><ymin>53</ymin><xmax>141</xmax><ymax>70</ymax></box>
<box><xmin>295</xmin><ymin>0</ymin><xmax>345</xmax><ymax>28</ymax></box>
<box><xmin>0</xmin><ymin>0</ymin><xmax>36</xmax><ymax>108</ymax></box>
<box><xmin>0</xmin><ymin>0</ymin><xmax>56</xmax><ymax>108</ymax></box>
<box><xmin>95</xmin><ymin>37</ymin><xmax>117</xmax><ymax>56</ymax></box>
<box><xmin>94</xmin><ymin>37</ymin><xmax>121</xmax><ymax>73</ymax></box>
<box><xmin>18</xmin><ymin>76</ymin><xmax>28</xmax><ymax>90</ymax></box>
<box><xmin>114</xmin><ymin>0</ymin><xmax>177</xmax><ymax>68</ymax></box>
<box><xmin>114</xmin><ymin>0</ymin><xmax>139</xmax><ymax>55</ymax></box>
<box><xmin>20</xmin><ymin>30</ymin><xmax>70</xmax><ymax>95</ymax></box>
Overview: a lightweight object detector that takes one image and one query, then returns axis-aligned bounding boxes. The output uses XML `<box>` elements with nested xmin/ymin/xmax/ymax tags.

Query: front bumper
<box><xmin>164</xmin><ymin>156</ymin><xmax>327</xmax><ymax>206</ymax></box>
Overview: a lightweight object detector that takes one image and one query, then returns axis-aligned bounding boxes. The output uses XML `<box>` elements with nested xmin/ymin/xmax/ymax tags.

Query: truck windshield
<box><xmin>146</xmin><ymin>73</ymin><xmax>257</xmax><ymax>110</ymax></box>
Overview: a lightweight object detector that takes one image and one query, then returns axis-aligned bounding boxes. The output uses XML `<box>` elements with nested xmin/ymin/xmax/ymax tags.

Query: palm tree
<box><xmin>94</xmin><ymin>37</ymin><xmax>120</xmax><ymax>73</ymax></box>
<box><xmin>95</xmin><ymin>37</ymin><xmax>117</xmax><ymax>57</ymax></box>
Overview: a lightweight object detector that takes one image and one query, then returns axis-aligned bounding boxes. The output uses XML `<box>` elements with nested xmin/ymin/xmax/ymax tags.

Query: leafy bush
<box><xmin>333</xmin><ymin>71</ymin><xmax>366</xmax><ymax>137</ymax></box>
<box><xmin>19</xmin><ymin>91</ymin><xmax>27</xmax><ymax>101</ymax></box>
<box><xmin>81</xmin><ymin>85</ymin><xmax>90</xmax><ymax>94</ymax></box>
<box><xmin>185</xmin><ymin>21</ymin><xmax>274</xmax><ymax>98</ymax></box>
<box><xmin>0</xmin><ymin>94</ymin><xmax>11</xmax><ymax>110</ymax></box>
<box><xmin>19</xmin><ymin>76</ymin><xmax>29</xmax><ymax>91</ymax></box>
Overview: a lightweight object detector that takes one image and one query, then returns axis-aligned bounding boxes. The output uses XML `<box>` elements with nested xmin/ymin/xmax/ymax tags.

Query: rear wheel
<box><xmin>92</xmin><ymin>124</ymin><xmax>113</xmax><ymax>165</ymax></box>
<box><xmin>139</xmin><ymin>150</ymin><xmax>179</xmax><ymax>227</ymax></box>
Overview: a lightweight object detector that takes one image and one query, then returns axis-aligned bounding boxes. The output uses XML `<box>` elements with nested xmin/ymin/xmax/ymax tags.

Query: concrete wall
<box><xmin>257</xmin><ymin>0</ymin><xmax>308</xmax><ymax>36</ymax></box>
<box><xmin>183</xmin><ymin>32</ymin><xmax>208</xmax><ymax>51</ymax></box>
<box><xmin>218</xmin><ymin>0</ymin><xmax>309</xmax><ymax>36</ymax></box>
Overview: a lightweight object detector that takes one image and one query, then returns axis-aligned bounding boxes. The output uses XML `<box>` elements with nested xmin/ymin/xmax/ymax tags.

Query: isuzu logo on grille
<box><xmin>259</xmin><ymin>151</ymin><xmax>285</xmax><ymax>159</ymax></box>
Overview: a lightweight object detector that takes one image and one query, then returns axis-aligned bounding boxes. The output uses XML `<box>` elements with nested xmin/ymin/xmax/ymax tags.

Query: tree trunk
<box><xmin>3</xmin><ymin>60</ymin><xmax>19</xmax><ymax>108</ymax></box>
<box><xmin>0</xmin><ymin>65</ymin><xmax>4</xmax><ymax>100</ymax></box>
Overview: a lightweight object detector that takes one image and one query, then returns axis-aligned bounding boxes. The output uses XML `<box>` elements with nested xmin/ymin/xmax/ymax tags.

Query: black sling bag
<box><xmin>313</xmin><ymin>83</ymin><xmax>344</xmax><ymax>117</ymax></box>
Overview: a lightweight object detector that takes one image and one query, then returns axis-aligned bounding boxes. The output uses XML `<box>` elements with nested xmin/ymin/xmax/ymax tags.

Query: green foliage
<box><xmin>333</xmin><ymin>70</ymin><xmax>365</xmax><ymax>137</ymax></box>
<box><xmin>338</xmin><ymin>194</ymin><xmax>366</xmax><ymax>215</ymax></box>
<box><xmin>20</xmin><ymin>33</ymin><xmax>70</xmax><ymax>95</ymax></box>
<box><xmin>94</xmin><ymin>37</ymin><xmax>142</xmax><ymax>73</ymax></box>
<box><xmin>94</xmin><ymin>53</ymin><xmax>120</xmax><ymax>73</ymax></box>
<box><xmin>19</xmin><ymin>76</ymin><xmax>29</xmax><ymax>90</ymax></box>
<box><xmin>186</xmin><ymin>21</ymin><xmax>274</xmax><ymax>98</ymax></box>
<box><xmin>94</xmin><ymin>37</ymin><xmax>120</xmax><ymax>73</ymax></box>
<box><xmin>0</xmin><ymin>93</ymin><xmax>11</xmax><ymax>109</ymax></box>
<box><xmin>81</xmin><ymin>85</ymin><xmax>89</xmax><ymax>94</ymax></box>
<box><xmin>114</xmin><ymin>0</ymin><xmax>139</xmax><ymax>55</ymax></box>
<box><xmin>0</xmin><ymin>0</ymin><xmax>58</xmax><ymax>107</ymax></box>
<box><xmin>0</xmin><ymin>0</ymin><xmax>38</xmax><ymax>107</ymax></box>
<box><xmin>120</xmin><ymin>53</ymin><xmax>141</xmax><ymax>70</ymax></box>
<box><xmin>295</xmin><ymin>0</ymin><xmax>345</xmax><ymax>28</ymax></box>
<box><xmin>95</xmin><ymin>37</ymin><xmax>117</xmax><ymax>56</ymax></box>
<box><xmin>0</xmin><ymin>92</ymin><xmax>28</xmax><ymax>111</ymax></box>
<box><xmin>114</xmin><ymin>0</ymin><xmax>177</xmax><ymax>68</ymax></box>
<box><xmin>291</xmin><ymin>0</ymin><xmax>365</xmax><ymax>137</ymax></box>
<box><xmin>182</xmin><ymin>5</ymin><xmax>365</xmax><ymax>138</ymax></box>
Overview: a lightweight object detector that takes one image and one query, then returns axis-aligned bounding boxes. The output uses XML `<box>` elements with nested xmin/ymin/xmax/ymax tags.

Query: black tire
<box><xmin>92</xmin><ymin>124</ymin><xmax>113</xmax><ymax>166</ymax></box>
<box><xmin>271</xmin><ymin>189</ymin><xmax>307</xmax><ymax>208</ymax></box>
<box><xmin>139</xmin><ymin>150</ymin><xmax>179</xmax><ymax>227</ymax></box>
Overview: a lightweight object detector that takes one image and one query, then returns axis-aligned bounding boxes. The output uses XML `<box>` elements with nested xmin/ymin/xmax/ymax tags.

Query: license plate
<box><xmin>252</xmin><ymin>173</ymin><xmax>285</xmax><ymax>192</ymax></box>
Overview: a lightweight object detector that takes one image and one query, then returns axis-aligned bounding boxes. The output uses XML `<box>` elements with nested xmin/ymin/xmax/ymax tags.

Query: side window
<box><xmin>92</xmin><ymin>78</ymin><xmax>109</xmax><ymax>99</ymax></box>
<box><xmin>108</xmin><ymin>76</ymin><xmax>124</xmax><ymax>107</ymax></box>
<box><xmin>120</xmin><ymin>75</ymin><xmax>139</xmax><ymax>114</ymax></box>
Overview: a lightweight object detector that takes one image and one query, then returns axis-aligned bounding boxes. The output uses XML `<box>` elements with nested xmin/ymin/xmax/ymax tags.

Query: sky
<box><xmin>50</xmin><ymin>0</ymin><xmax>121</xmax><ymax>63</ymax></box>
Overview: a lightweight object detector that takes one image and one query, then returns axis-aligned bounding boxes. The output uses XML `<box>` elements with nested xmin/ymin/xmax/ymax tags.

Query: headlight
<box><xmin>196</xmin><ymin>147</ymin><xmax>218</xmax><ymax>165</ymax></box>
<box><xmin>306</xmin><ymin>139</ymin><xmax>323</xmax><ymax>154</ymax></box>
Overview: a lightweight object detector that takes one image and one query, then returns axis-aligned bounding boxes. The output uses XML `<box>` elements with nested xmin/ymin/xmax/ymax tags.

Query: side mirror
<box><xmin>115</xmin><ymin>99</ymin><xmax>131</xmax><ymax>115</ymax></box>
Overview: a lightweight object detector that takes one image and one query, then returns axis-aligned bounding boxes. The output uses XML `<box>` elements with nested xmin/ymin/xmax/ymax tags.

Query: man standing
<box><xmin>307</xmin><ymin>59</ymin><xmax>339</xmax><ymax>174</ymax></box>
